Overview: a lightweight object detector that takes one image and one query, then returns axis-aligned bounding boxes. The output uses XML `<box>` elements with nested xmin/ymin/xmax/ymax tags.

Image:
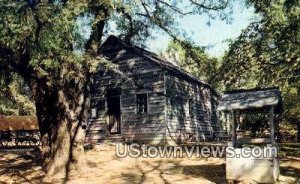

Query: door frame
<box><xmin>105</xmin><ymin>95</ymin><xmax>122</xmax><ymax>135</ymax></box>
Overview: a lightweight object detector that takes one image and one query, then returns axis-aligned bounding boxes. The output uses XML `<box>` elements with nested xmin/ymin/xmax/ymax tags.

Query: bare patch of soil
<box><xmin>0</xmin><ymin>148</ymin><xmax>44</xmax><ymax>184</ymax></box>
<box><xmin>0</xmin><ymin>144</ymin><xmax>299</xmax><ymax>184</ymax></box>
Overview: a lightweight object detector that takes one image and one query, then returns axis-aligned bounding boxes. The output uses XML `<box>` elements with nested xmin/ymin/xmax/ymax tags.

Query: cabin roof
<box><xmin>0</xmin><ymin>116</ymin><xmax>39</xmax><ymax>131</ymax></box>
<box><xmin>217</xmin><ymin>87</ymin><xmax>283</xmax><ymax>112</ymax></box>
<box><xmin>99</xmin><ymin>35</ymin><xmax>219</xmax><ymax>96</ymax></box>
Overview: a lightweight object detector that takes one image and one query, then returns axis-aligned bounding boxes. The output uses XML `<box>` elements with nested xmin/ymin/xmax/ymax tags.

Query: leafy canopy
<box><xmin>218</xmin><ymin>0</ymin><xmax>300</xmax><ymax>129</ymax></box>
<box><xmin>0</xmin><ymin>0</ymin><xmax>233</xmax><ymax>116</ymax></box>
<box><xmin>165</xmin><ymin>40</ymin><xmax>219</xmax><ymax>87</ymax></box>
<box><xmin>0</xmin><ymin>0</ymin><xmax>232</xmax><ymax>79</ymax></box>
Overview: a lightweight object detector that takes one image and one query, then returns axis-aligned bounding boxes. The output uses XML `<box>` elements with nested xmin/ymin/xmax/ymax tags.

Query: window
<box><xmin>91</xmin><ymin>108</ymin><xmax>97</xmax><ymax>118</ymax></box>
<box><xmin>136</xmin><ymin>93</ymin><xmax>148</xmax><ymax>114</ymax></box>
<box><xmin>188</xmin><ymin>98</ymin><xmax>194</xmax><ymax>118</ymax></box>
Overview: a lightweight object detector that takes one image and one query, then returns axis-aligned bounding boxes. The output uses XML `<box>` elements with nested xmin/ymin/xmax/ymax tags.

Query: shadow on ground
<box><xmin>1</xmin><ymin>144</ymin><xmax>300</xmax><ymax>183</ymax></box>
<box><xmin>0</xmin><ymin>148</ymin><xmax>44</xmax><ymax>184</ymax></box>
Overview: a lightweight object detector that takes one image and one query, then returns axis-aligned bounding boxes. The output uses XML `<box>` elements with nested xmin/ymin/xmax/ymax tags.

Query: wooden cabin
<box><xmin>218</xmin><ymin>88</ymin><xmax>282</xmax><ymax>183</ymax></box>
<box><xmin>85</xmin><ymin>35</ymin><xmax>221</xmax><ymax>144</ymax></box>
<box><xmin>0</xmin><ymin>116</ymin><xmax>38</xmax><ymax>131</ymax></box>
<box><xmin>0</xmin><ymin>116</ymin><xmax>40</xmax><ymax>147</ymax></box>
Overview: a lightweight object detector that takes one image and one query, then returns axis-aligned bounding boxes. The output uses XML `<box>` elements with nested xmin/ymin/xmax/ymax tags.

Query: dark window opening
<box><xmin>105</xmin><ymin>88</ymin><xmax>121</xmax><ymax>134</ymax></box>
<box><xmin>189</xmin><ymin>98</ymin><xmax>194</xmax><ymax>118</ymax></box>
<box><xmin>136</xmin><ymin>93</ymin><xmax>148</xmax><ymax>114</ymax></box>
<box><xmin>105</xmin><ymin>88</ymin><xmax>121</xmax><ymax>97</ymax></box>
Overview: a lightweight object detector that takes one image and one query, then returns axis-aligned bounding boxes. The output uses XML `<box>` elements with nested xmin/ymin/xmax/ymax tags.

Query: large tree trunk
<box><xmin>31</xmin><ymin>78</ymin><xmax>90</xmax><ymax>180</ymax></box>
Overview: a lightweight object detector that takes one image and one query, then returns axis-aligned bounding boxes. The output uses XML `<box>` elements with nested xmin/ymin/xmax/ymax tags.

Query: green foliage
<box><xmin>219</xmin><ymin>0</ymin><xmax>300</xmax><ymax>135</ymax></box>
<box><xmin>165</xmin><ymin>40</ymin><xmax>220</xmax><ymax>87</ymax></box>
<box><xmin>0</xmin><ymin>0</ymin><xmax>233</xmax><ymax>114</ymax></box>
<box><xmin>0</xmin><ymin>0</ymin><xmax>233</xmax><ymax>74</ymax></box>
<box><xmin>110</xmin><ymin>0</ymin><xmax>233</xmax><ymax>44</ymax></box>
<box><xmin>0</xmin><ymin>71</ymin><xmax>35</xmax><ymax>115</ymax></box>
<box><xmin>219</xmin><ymin>0</ymin><xmax>299</xmax><ymax>89</ymax></box>
<box><xmin>0</xmin><ymin>1</ymin><xmax>36</xmax><ymax>51</ymax></box>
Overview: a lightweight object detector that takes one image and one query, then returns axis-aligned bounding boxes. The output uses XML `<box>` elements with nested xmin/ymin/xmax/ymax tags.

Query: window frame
<box><xmin>188</xmin><ymin>98</ymin><xmax>194</xmax><ymax>119</ymax></box>
<box><xmin>136</xmin><ymin>93</ymin><xmax>149</xmax><ymax>114</ymax></box>
<box><xmin>91</xmin><ymin>107</ymin><xmax>98</xmax><ymax>118</ymax></box>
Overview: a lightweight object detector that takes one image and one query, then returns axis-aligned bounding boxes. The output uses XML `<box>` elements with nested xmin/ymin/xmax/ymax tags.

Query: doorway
<box><xmin>106</xmin><ymin>89</ymin><xmax>121</xmax><ymax>134</ymax></box>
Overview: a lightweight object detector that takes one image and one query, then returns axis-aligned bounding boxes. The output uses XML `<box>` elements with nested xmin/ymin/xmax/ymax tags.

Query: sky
<box><xmin>78</xmin><ymin>1</ymin><xmax>258</xmax><ymax>58</ymax></box>
<box><xmin>145</xmin><ymin>2</ymin><xmax>257</xmax><ymax>58</ymax></box>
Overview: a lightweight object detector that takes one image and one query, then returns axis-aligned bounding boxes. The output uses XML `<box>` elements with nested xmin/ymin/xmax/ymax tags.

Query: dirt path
<box><xmin>0</xmin><ymin>149</ymin><xmax>44</xmax><ymax>184</ymax></box>
<box><xmin>67</xmin><ymin>144</ymin><xmax>226</xmax><ymax>184</ymax></box>
<box><xmin>0</xmin><ymin>144</ymin><xmax>299</xmax><ymax>184</ymax></box>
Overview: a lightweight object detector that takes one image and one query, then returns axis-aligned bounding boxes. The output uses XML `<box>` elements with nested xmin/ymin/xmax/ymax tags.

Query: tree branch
<box><xmin>189</xmin><ymin>0</ymin><xmax>229</xmax><ymax>11</ymax></box>
<box><xmin>140</xmin><ymin>1</ymin><xmax>177</xmax><ymax>40</ymax></box>
<box><xmin>116</xmin><ymin>6</ymin><xmax>134</xmax><ymax>42</ymax></box>
<box><xmin>85</xmin><ymin>2</ymin><xmax>112</xmax><ymax>55</ymax></box>
<box><xmin>156</xmin><ymin>0</ymin><xmax>193</xmax><ymax>15</ymax></box>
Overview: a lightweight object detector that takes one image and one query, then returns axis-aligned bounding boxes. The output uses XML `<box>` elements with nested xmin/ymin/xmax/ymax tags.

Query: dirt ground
<box><xmin>0</xmin><ymin>143</ymin><xmax>299</xmax><ymax>184</ymax></box>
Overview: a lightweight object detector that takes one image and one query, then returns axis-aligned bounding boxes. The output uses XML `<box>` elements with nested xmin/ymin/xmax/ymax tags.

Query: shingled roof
<box><xmin>217</xmin><ymin>87</ymin><xmax>282</xmax><ymax>112</ymax></box>
<box><xmin>0</xmin><ymin>116</ymin><xmax>39</xmax><ymax>131</ymax></box>
<box><xmin>99</xmin><ymin>35</ymin><xmax>219</xmax><ymax>96</ymax></box>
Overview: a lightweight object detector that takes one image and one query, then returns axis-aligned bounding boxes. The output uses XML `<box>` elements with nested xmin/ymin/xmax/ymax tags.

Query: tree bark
<box><xmin>30</xmin><ymin>78</ymin><xmax>89</xmax><ymax>180</ymax></box>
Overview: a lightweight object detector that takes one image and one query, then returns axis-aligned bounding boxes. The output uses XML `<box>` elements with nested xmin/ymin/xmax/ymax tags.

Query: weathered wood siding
<box><xmin>85</xmin><ymin>51</ymin><xmax>166</xmax><ymax>144</ymax></box>
<box><xmin>165</xmin><ymin>74</ymin><xmax>220</xmax><ymax>143</ymax></box>
<box><xmin>85</xmin><ymin>35</ymin><xmax>221</xmax><ymax>145</ymax></box>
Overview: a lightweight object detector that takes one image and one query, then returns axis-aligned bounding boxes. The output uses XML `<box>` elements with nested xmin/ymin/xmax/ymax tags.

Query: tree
<box><xmin>0</xmin><ymin>71</ymin><xmax>35</xmax><ymax>115</ymax></box>
<box><xmin>165</xmin><ymin>39</ymin><xmax>220</xmax><ymax>87</ymax></box>
<box><xmin>217</xmin><ymin>0</ymin><xmax>300</xmax><ymax>141</ymax></box>
<box><xmin>0</xmin><ymin>0</ymin><xmax>232</xmax><ymax>179</ymax></box>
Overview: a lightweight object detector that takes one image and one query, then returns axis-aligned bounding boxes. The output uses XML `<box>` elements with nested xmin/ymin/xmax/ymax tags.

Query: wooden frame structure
<box><xmin>85</xmin><ymin>35</ymin><xmax>221</xmax><ymax>144</ymax></box>
<box><xmin>218</xmin><ymin>88</ymin><xmax>282</xmax><ymax>183</ymax></box>
<box><xmin>0</xmin><ymin>116</ymin><xmax>41</xmax><ymax>147</ymax></box>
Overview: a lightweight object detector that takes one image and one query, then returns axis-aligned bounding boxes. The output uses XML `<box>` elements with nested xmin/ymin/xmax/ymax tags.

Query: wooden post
<box><xmin>231</xmin><ymin>110</ymin><xmax>237</xmax><ymax>148</ymax></box>
<box><xmin>269</xmin><ymin>106</ymin><xmax>275</xmax><ymax>145</ymax></box>
<box><xmin>269</xmin><ymin>106</ymin><xmax>280</xmax><ymax>181</ymax></box>
<box><xmin>225</xmin><ymin>112</ymin><xmax>229</xmax><ymax>134</ymax></box>
<box><xmin>236</xmin><ymin>110</ymin><xmax>240</xmax><ymax>131</ymax></box>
